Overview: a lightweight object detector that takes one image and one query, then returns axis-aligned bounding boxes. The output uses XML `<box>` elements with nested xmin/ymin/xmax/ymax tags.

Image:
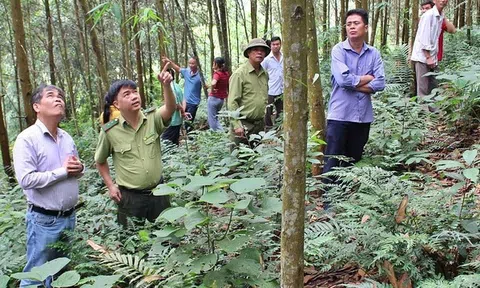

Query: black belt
<box><xmin>119</xmin><ymin>177</ymin><xmax>164</xmax><ymax>195</ymax></box>
<box><xmin>29</xmin><ymin>204</ymin><xmax>75</xmax><ymax>217</ymax></box>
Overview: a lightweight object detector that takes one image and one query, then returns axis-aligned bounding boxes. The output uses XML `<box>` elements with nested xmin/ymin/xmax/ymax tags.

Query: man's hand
<box><xmin>161</xmin><ymin>56</ymin><xmax>171</xmax><ymax>65</ymax></box>
<box><xmin>108</xmin><ymin>184</ymin><xmax>122</xmax><ymax>203</ymax></box>
<box><xmin>234</xmin><ymin>127</ymin><xmax>245</xmax><ymax>137</ymax></box>
<box><xmin>63</xmin><ymin>155</ymin><xmax>83</xmax><ymax>177</ymax></box>
<box><xmin>426</xmin><ymin>57</ymin><xmax>436</xmax><ymax>69</ymax></box>
<box><xmin>157</xmin><ymin>64</ymin><xmax>173</xmax><ymax>85</ymax></box>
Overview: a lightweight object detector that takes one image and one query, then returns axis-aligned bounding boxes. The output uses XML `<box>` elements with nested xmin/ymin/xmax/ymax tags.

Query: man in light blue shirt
<box><xmin>162</xmin><ymin>56</ymin><xmax>202</xmax><ymax>132</ymax></box>
<box><xmin>261</xmin><ymin>36</ymin><xmax>284</xmax><ymax>129</ymax></box>
<box><xmin>13</xmin><ymin>84</ymin><xmax>84</xmax><ymax>287</ymax></box>
<box><xmin>323</xmin><ymin>9</ymin><xmax>385</xmax><ymax>179</ymax></box>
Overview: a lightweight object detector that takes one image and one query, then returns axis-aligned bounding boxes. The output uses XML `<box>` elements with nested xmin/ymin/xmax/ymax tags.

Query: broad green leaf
<box><xmin>218</xmin><ymin>235</ymin><xmax>250</xmax><ymax>253</ymax></box>
<box><xmin>184</xmin><ymin>210</ymin><xmax>208</xmax><ymax>230</ymax></box>
<box><xmin>52</xmin><ymin>271</ymin><xmax>81</xmax><ymax>287</ymax></box>
<box><xmin>13</xmin><ymin>258</ymin><xmax>70</xmax><ymax>282</ymax></box>
<box><xmin>153</xmin><ymin>226</ymin><xmax>180</xmax><ymax>238</ymax></box>
<box><xmin>461</xmin><ymin>220</ymin><xmax>479</xmax><ymax>234</ymax></box>
<box><xmin>78</xmin><ymin>275</ymin><xmax>121</xmax><ymax>288</ymax></box>
<box><xmin>463</xmin><ymin>150</ymin><xmax>478</xmax><ymax>166</ymax></box>
<box><xmin>152</xmin><ymin>184</ymin><xmax>177</xmax><ymax>196</ymax></box>
<box><xmin>189</xmin><ymin>254</ymin><xmax>217</xmax><ymax>274</ymax></box>
<box><xmin>262</xmin><ymin>197</ymin><xmax>282</xmax><ymax>215</ymax></box>
<box><xmin>183</xmin><ymin>176</ymin><xmax>216</xmax><ymax>192</ymax></box>
<box><xmin>238</xmin><ymin>248</ymin><xmax>262</xmax><ymax>261</ymax></box>
<box><xmin>463</xmin><ymin>168</ymin><xmax>479</xmax><ymax>183</ymax></box>
<box><xmin>230</xmin><ymin>178</ymin><xmax>266</xmax><ymax>194</ymax></box>
<box><xmin>160</xmin><ymin>207</ymin><xmax>188</xmax><ymax>222</ymax></box>
<box><xmin>203</xmin><ymin>270</ymin><xmax>229</xmax><ymax>287</ymax></box>
<box><xmin>307</xmin><ymin>158</ymin><xmax>321</xmax><ymax>164</ymax></box>
<box><xmin>225</xmin><ymin>258</ymin><xmax>261</xmax><ymax>276</ymax></box>
<box><xmin>435</xmin><ymin>160</ymin><xmax>465</xmax><ymax>170</ymax></box>
<box><xmin>234</xmin><ymin>199</ymin><xmax>251</xmax><ymax>210</ymax></box>
<box><xmin>200</xmin><ymin>190</ymin><xmax>230</xmax><ymax>204</ymax></box>
<box><xmin>0</xmin><ymin>275</ymin><xmax>9</xmax><ymax>288</ymax></box>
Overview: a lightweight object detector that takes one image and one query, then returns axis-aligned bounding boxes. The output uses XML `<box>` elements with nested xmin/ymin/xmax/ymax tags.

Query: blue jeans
<box><xmin>207</xmin><ymin>97</ymin><xmax>224</xmax><ymax>131</ymax></box>
<box><xmin>21</xmin><ymin>210</ymin><xmax>76</xmax><ymax>288</ymax></box>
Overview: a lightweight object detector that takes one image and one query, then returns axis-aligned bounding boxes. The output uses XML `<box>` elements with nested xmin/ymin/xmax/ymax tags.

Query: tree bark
<box><xmin>251</xmin><ymin>0</ymin><xmax>257</xmax><ymax>38</ymax></box>
<box><xmin>132</xmin><ymin>0</ymin><xmax>146</xmax><ymax>108</ymax></box>
<box><xmin>78</xmin><ymin>0</ymin><xmax>109</xmax><ymax>103</ymax></box>
<box><xmin>454</xmin><ymin>0</ymin><xmax>459</xmax><ymax>27</ymax></box>
<box><xmin>381</xmin><ymin>0</ymin><xmax>389</xmax><ymax>47</ymax></box>
<box><xmin>207</xmin><ymin>0</ymin><xmax>215</xmax><ymax>75</ymax></box>
<box><xmin>54</xmin><ymin>0</ymin><xmax>79</xmax><ymax>134</ymax></box>
<box><xmin>306</xmin><ymin>0</ymin><xmax>326</xmax><ymax>176</ymax></box>
<box><xmin>401</xmin><ymin>0</ymin><xmax>410</xmax><ymax>44</ymax></box>
<box><xmin>218</xmin><ymin>0</ymin><xmax>231</xmax><ymax>72</ymax></box>
<box><xmin>410</xmin><ymin>0</ymin><xmax>419</xmax><ymax>52</ymax></box>
<box><xmin>280</xmin><ymin>0</ymin><xmax>308</xmax><ymax>287</ymax></box>
<box><xmin>340</xmin><ymin>0</ymin><xmax>347</xmax><ymax>40</ymax></box>
<box><xmin>264</xmin><ymin>0</ymin><xmax>270</xmax><ymax>37</ymax></box>
<box><xmin>466</xmin><ymin>0</ymin><xmax>472</xmax><ymax>44</ymax></box>
<box><xmin>369</xmin><ymin>0</ymin><xmax>382</xmax><ymax>45</ymax></box>
<box><xmin>44</xmin><ymin>0</ymin><xmax>56</xmax><ymax>85</ymax></box>
<box><xmin>395</xmin><ymin>0</ymin><xmax>400</xmax><ymax>45</ymax></box>
<box><xmin>10</xmin><ymin>0</ymin><xmax>35</xmax><ymax>126</ymax></box>
<box><xmin>213</xmin><ymin>0</ymin><xmax>224</xmax><ymax>57</ymax></box>
<box><xmin>0</xmin><ymin>96</ymin><xmax>13</xmax><ymax>181</ymax></box>
<box><xmin>123</xmin><ymin>0</ymin><xmax>133</xmax><ymax>79</ymax></box>
<box><xmin>322</xmin><ymin>0</ymin><xmax>328</xmax><ymax>57</ymax></box>
<box><xmin>166</xmin><ymin>1</ymin><xmax>180</xmax><ymax>81</ymax></box>
<box><xmin>459</xmin><ymin>0</ymin><xmax>466</xmax><ymax>28</ymax></box>
<box><xmin>237</xmin><ymin>0</ymin><xmax>249</xmax><ymax>41</ymax></box>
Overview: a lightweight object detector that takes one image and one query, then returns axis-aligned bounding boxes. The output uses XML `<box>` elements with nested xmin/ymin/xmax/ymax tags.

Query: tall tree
<box><xmin>123</xmin><ymin>0</ymin><xmax>133</xmax><ymax>79</ymax></box>
<box><xmin>218</xmin><ymin>0</ymin><xmax>231</xmax><ymax>72</ymax></box>
<box><xmin>401</xmin><ymin>0</ymin><xmax>410</xmax><ymax>44</ymax></box>
<box><xmin>132</xmin><ymin>0</ymin><xmax>146</xmax><ymax>108</ymax></box>
<box><xmin>340</xmin><ymin>0</ymin><xmax>347</xmax><ymax>40</ymax></box>
<box><xmin>369</xmin><ymin>0</ymin><xmax>382</xmax><ymax>45</ymax></box>
<box><xmin>410</xmin><ymin>0</ymin><xmax>419</xmax><ymax>51</ymax></box>
<box><xmin>251</xmin><ymin>0</ymin><xmax>257</xmax><ymax>38</ymax></box>
<box><xmin>466</xmin><ymin>0</ymin><xmax>472</xmax><ymax>44</ymax></box>
<box><xmin>11</xmin><ymin>0</ymin><xmax>35</xmax><ymax>126</ymax></box>
<box><xmin>381</xmin><ymin>0</ymin><xmax>388</xmax><ymax>47</ymax></box>
<box><xmin>0</xmin><ymin>96</ymin><xmax>13</xmax><ymax>180</ymax></box>
<box><xmin>44</xmin><ymin>0</ymin><xmax>56</xmax><ymax>85</ymax></box>
<box><xmin>207</xmin><ymin>0</ymin><xmax>215</xmax><ymax>74</ymax></box>
<box><xmin>264</xmin><ymin>0</ymin><xmax>271</xmax><ymax>37</ymax></box>
<box><xmin>280</xmin><ymin>0</ymin><xmax>308</xmax><ymax>286</ymax></box>
<box><xmin>458</xmin><ymin>0</ymin><xmax>466</xmax><ymax>28</ymax></box>
<box><xmin>306</xmin><ymin>0</ymin><xmax>326</xmax><ymax>176</ymax></box>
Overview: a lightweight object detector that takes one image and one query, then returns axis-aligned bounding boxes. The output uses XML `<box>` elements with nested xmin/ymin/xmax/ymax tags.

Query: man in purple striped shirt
<box><xmin>13</xmin><ymin>84</ymin><xmax>84</xmax><ymax>288</ymax></box>
<box><xmin>323</xmin><ymin>9</ymin><xmax>385</xmax><ymax>185</ymax></box>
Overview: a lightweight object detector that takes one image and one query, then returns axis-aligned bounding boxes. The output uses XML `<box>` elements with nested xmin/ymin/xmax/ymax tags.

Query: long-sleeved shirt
<box><xmin>411</xmin><ymin>5</ymin><xmax>444</xmax><ymax>64</ymax></box>
<box><xmin>328</xmin><ymin>39</ymin><xmax>385</xmax><ymax>123</ymax></box>
<box><xmin>228</xmin><ymin>61</ymin><xmax>268</xmax><ymax>129</ymax></box>
<box><xmin>261</xmin><ymin>52</ymin><xmax>284</xmax><ymax>96</ymax></box>
<box><xmin>13</xmin><ymin>120</ymin><xmax>81</xmax><ymax>211</ymax></box>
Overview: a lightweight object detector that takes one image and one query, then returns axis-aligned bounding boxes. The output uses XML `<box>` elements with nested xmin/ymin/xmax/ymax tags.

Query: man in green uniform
<box><xmin>228</xmin><ymin>38</ymin><xmax>270</xmax><ymax>147</ymax></box>
<box><xmin>95</xmin><ymin>69</ymin><xmax>176</xmax><ymax>227</ymax></box>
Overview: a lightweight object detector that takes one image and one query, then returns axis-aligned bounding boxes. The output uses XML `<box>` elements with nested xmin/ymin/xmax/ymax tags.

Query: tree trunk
<box><xmin>218</xmin><ymin>0</ymin><xmax>231</xmax><ymax>72</ymax></box>
<box><xmin>251</xmin><ymin>0</ymin><xmax>257</xmax><ymax>38</ymax></box>
<box><xmin>322</xmin><ymin>0</ymin><xmax>328</xmax><ymax>58</ymax></box>
<box><xmin>454</xmin><ymin>0</ymin><xmax>459</xmax><ymax>27</ymax></box>
<box><xmin>459</xmin><ymin>0</ymin><xmax>466</xmax><ymax>28</ymax></box>
<box><xmin>401</xmin><ymin>0</ymin><xmax>410</xmax><ymax>44</ymax></box>
<box><xmin>280</xmin><ymin>0</ymin><xmax>308</xmax><ymax>287</ymax></box>
<box><xmin>410</xmin><ymin>0</ymin><xmax>419</xmax><ymax>52</ymax></box>
<box><xmin>78</xmin><ymin>0</ymin><xmax>109</xmax><ymax>103</ymax></box>
<box><xmin>237</xmin><ymin>0</ymin><xmax>249</xmax><ymax>41</ymax></box>
<box><xmin>166</xmin><ymin>1</ymin><xmax>180</xmax><ymax>81</ymax></box>
<box><xmin>123</xmin><ymin>0</ymin><xmax>133</xmax><ymax>79</ymax></box>
<box><xmin>0</xmin><ymin>96</ymin><xmax>13</xmax><ymax>181</ymax></box>
<box><xmin>307</xmin><ymin>0</ymin><xmax>326</xmax><ymax>176</ymax></box>
<box><xmin>44</xmin><ymin>0</ymin><xmax>56</xmax><ymax>85</ymax></box>
<box><xmin>156</xmin><ymin>0</ymin><xmax>167</xmax><ymax>57</ymax></box>
<box><xmin>207</xmin><ymin>0</ymin><xmax>215</xmax><ymax>74</ymax></box>
<box><xmin>477</xmin><ymin>0</ymin><xmax>480</xmax><ymax>25</ymax></box>
<box><xmin>132</xmin><ymin>0</ymin><xmax>146</xmax><ymax>108</ymax></box>
<box><xmin>10</xmin><ymin>0</ymin><xmax>35</xmax><ymax>126</ymax></box>
<box><xmin>54</xmin><ymin>0</ymin><xmax>79</xmax><ymax>134</ymax></box>
<box><xmin>264</xmin><ymin>0</ymin><xmax>270</xmax><ymax>37</ymax></box>
<box><xmin>395</xmin><ymin>0</ymin><xmax>400</xmax><ymax>45</ymax></box>
<box><xmin>362</xmin><ymin>0</ymin><xmax>368</xmax><ymax>10</ymax></box>
<box><xmin>340</xmin><ymin>0</ymin><xmax>347</xmax><ymax>40</ymax></box>
<box><xmin>369</xmin><ymin>0</ymin><xmax>382</xmax><ymax>45</ymax></box>
<box><xmin>183</xmin><ymin>0</ymin><xmax>188</xmax><ymax>64</ymax></box>
<box><xmin>381</xmin><ymin>0</ymin><xmax>388</xmax><ymax>47</ymax></box>
<box><xmin>213</xmin><ymin>0</ymin><xmax>224</xmax><ymax>57</ymax></box>
<box><xmin>173</xmin><ymin>0</ymin><xmax>208</xmax><ymax>98</ymax></box>
<box><xmin>235</xmin><ymin>0</ymin><xmax>240</xmax><ymax>67</ymax></box>
<box><xmin>466</xmin><ymin>0</ymin><xmax>472</xmax><ymax>44</ymax></box>
<box><xmin>25</xmin><ymin>1</ymin><xmax>37</xmax><ymax>89</ymax></box>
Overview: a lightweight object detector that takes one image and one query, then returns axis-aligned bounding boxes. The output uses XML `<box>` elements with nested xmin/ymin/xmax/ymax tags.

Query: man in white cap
<box><xmin>228</xmin><ymin>38</ymin><xmax>270</xmax><ymax>147</ymax></box>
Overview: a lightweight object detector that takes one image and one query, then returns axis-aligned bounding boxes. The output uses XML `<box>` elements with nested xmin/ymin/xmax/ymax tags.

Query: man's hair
<box><xmin>421</xmin><ymin>0</ymin><xmax>434</xmax><ymax>7</ymax></box>
<box><xmin>346</xmin><ymin>8</ymin><xmax>369</xmax><ymax>25</ymax></box>
<box><xmin>271</xmin><ymin>36</ymin><xmax>281</xmax><ymax>43</ymax></box>
<box><xmin>31</xmin><ymin>84</ymin><xmax>65</xmax><ymax>106</ymax></box>
<box><xmin>103</xmin><ymin>79</ymin><xmax>137</xmax><ymax>124</ymax></box>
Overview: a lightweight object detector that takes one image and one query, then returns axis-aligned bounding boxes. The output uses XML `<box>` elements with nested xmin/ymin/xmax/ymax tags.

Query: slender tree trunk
<box><xmin>156</xmin><ymin>0</ymin><xmax>167</xmax><ymax>56</ymax></box>
<box><xmin>382</xmin><ymin>0</ymin><xmax>389</xmax><ymax>47</ymax></box>
<box><xmin>146</xmin><ymin>20</ymin><xmax>153</xmax><ymax>103</ymax></box>
<box><xmin>237</xmin><ymin>0</ymin><xmax>249</xmax><ymax>41</ymax></box>
<box><xmin>459</xmin><ymin>0</ymin><xmax>466</xmax><ymax>28</ymax></box>
<box><xmin>340</xmin><ymin>0</ymin><xmax>347</xmax><ymax>40</ymax></box>
<box><xmin>11</xmin><ymin>0</ymin><xmax>35</xmax><ymax>126</ymax></box>
<box><xmin>307</xmin><ymin>0</ymin><xmax>326</xmax><ymax>176</ymax></box>
<box><xmin>218</xmin><ymin>0</ymin><xmax>231</xmax><ymax>72</ymax></box>
<box><xmin>466</xmin><ymin>0</ymin><xmax>472</xmax><ymax>44</ymax></box>
<box><xmin>356</xmin><ymin>0</ymin><xmax>361</xmax><ymax>8</ymax></box>
<box><xmin>395</xmin><ymin>0</ymin><xmax>400</xmax><ymax>45</ymax></box>
<box><xmin>78</xmin><ymin>0</ymin><xmax>109</xmax><ymax>103</ymax></box>
<box><xmin>213</xmin><ymin>0</ymin><xmax>224</xmax><ymax>56</ymax></box>
<box><xmin>280</xmin><ymin>0</ymin><xmax>308</xmax><ymax>286</ymax></box>
<box><xmin>0</xmin><ymin>97</ymin><xmax>13</xmax><ymax>180</ymax></box>
<box><xmin>264</xmin><ymin>0</ymin><xmax>270</xmax><ymax>37</ymax></box>
<box><xmin>25</xmin><ymin>1</ymin><xmax>37</xmax><ymax>89</ymax></box>
<box><xmin>207</xmin><ymin>0</ymin><xmax>215</xmax><ymax>74</ymax></box>
<box><xmin>183</xmin><ymin>0</ymin><xmax>188</xmax><ymax>64</ymax></box>
<box><xmin>44</xmin><ymin>0</ymin><xmax>56</xmax><ymax>85</ymax></box>
<box><xmin>251</xmin><ymin>0</ymin><xmax>257</xmax><ymax>38</ymax></box>
<box><xmin>173</xmin><ymin>0</ymin><xmax>208</xmax><ymax>98</ymax></box>
<box><xmin>369</xmin><ymin>0</ymin><xmax>381</xmax><ymax>45</ymax></box>
<box><xmin>166</xmin><ymin>1</ymin><xmax>180</xmax><ymax>81</ymax></box>
<box><xmin>410</xmin><ymin>0</ymin><xmax>419</xmax><ymax>52</ymax></box>
<box><xmin>54</xmin><ymin>0</ymin><xmax>79</xmax><ymax>134</ymax></box>
<box><xmin>454</xmin><ymin>0</ymin><xmax>459</xmax><ymax>27</ymax></box>
<box><xmin>401</xmin><ymin>0</ymin><xmax>410</xmax><ymax>44</ymax></box>
<box><xmin>132</xmin><ymin>0</ymin><xmax>146</xmax><ymax>108</ymax></box>
<box><xmin>235</xmin><ymin>0</ymin><xmax>240</xmax><ymax>67</ymax></box>
<box><xmin>322</xmin><ymin>0</ymin><xmax>328</xmax><ymax>57</ymax></box>
<box><xmin>477</xmin><ymin>0</ymin><xmax>480</xmax><ymax>25</ymax></box>
<box><xmin>123</xmin><ymin>0</ymin><xmax>133</xmax><ymax>79</ymax></box>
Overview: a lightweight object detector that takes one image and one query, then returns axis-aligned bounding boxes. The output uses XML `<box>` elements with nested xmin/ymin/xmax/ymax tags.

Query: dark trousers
<box><xmin>185</xmin><ymin>103</ymin><xmax>199</xmax><ymax>132</ymax></box>
<box><xmin>322</xmin><ymin>120</ymin><xmax>371</xmax><ymax>176</ymax></box>
<box><xmin>264</xmin><ymin>94</ymin><xmax>283</xmax><ymax>128</ymax></box>
<box><xmin>117</xmin><ymin>186</ymin><xmax>170</xmax><ymax>228</ymax></box>
<box><xmin>162</xmin><ymin>125</ymin><xmax>181</xmax><ymax>145</ymax></box>
<box><xmin>229</xmin><ymin>119</ymin><xmax>265</xmax><ymax>150</ymax></box>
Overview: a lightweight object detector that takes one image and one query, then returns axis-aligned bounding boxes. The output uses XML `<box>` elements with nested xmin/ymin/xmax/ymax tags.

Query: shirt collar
<box><xmin>119</xmin><ymin>111</ymin><xmax>147</xmax><ymax>127</ymax></box>
<box><xmin>342</xmin><ymin>39</ymin><xmax>369</xmax><ymax>53</ymax></box>
<box><xmin>246</xmin><ymin>61</ymin><xmax>266</xmax><ymax>75</ymax></box>
<box><xmin>35</xmin><ymin>119</ymin><xmax>63</xmax><ymax>138</ymax></box>
<box><xmin>432</xmin><ymin>5</ymin><xmax>441</xmax><ymax>17</ymax></box>
<box><xmin>267</xmin><ymin>51</ymin><xmax>283</xmax><ymax>60</ymax></box>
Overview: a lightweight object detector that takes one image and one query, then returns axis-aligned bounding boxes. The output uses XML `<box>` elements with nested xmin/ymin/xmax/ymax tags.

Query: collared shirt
<box><xmin>228</xmin><ymin>61</ymin><xmax>268</xmax><ymax>129</ymax></box>
<box><xmin>180</xmin><ymin>68</ymin><xmax>202</xmax><ymax>105</ymax></box>
<box><xmin>170</xmin><ymin>82</ymin><xmax>184</xmax><ymax>126</ymax></box>
<box><xmin>95</xmin><ymin>110</ymin><xmax>168</xmax><ymax>190</ymax></box>
<box><xmin>411</xmin><ymin>6</ymin><xmax>444</xmax><ymax>64</ymax></box>
<box><xmin>328</xmin><ymin>39</ymin><xmax>386</xmax><ymax>123</ymax></box>
<box><xmin>261</xmin><ymin>52</ymin><xmax>284</xmax><ymax>96</ymax></box>
<box><xmin>13</xmin><ymin>119</ymin><xmax>80</xmax><ymax>211</ymax></box>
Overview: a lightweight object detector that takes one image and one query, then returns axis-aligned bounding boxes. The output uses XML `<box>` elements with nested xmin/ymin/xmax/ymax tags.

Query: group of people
<box><xmin>20</xmin><ymin>4</ymin><xmax>462</xmax><ymax>286</ymax></box>
<box><xmin>412</xmin><ymin>0</ymin><xmax>455</xmax><ymax>98</ymax></box>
